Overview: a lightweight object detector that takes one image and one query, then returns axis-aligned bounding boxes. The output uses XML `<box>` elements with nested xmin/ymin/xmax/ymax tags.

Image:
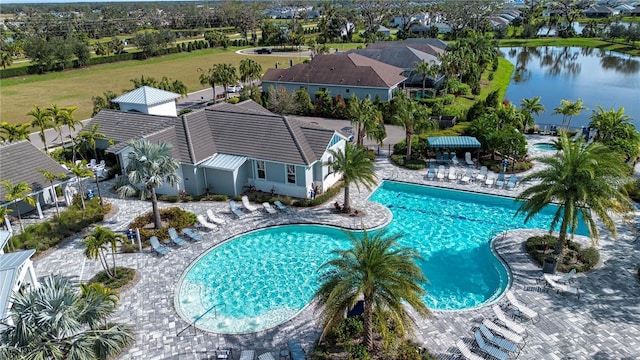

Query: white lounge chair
<box><xmin>150</xmin><ymin>236</ymin><xmax>168</xmax><ymax>256</ymax></box>
<box><xmin>482</xmin><ymin>319</ymin><xmax>525</xmax><ymax>349</ymax></box>
<box><xmin>476</xmin><ymin>166</ymin><xmax>488</xmax><ymax>181</ymax></box>
<box><xmin>274</xmin><ymin>200</ymin><xmax>290</xmax><ymax>212</ymax></box>
<box><xmin>456</xmin><ymin>340</ymin><xmax>484</xmax><ymax>360</ymax></box>
<box><xmin>492</xmin><ymin>305</ymin><xmax>528</xmax><ymax>337</ymax></box>
<box><xmin>465</xmin><ymin>152</ymin><xmax>474</xmax><ymax>166</ymax></box>
<box><xmin>229</xmin><ymin>200</ymin><xmax>245</xmax><ymax>218</ymax></box>
<box><xmin>505</xmin><ymin>291</ymin><xmax>540</xmax><ymax>323</ymax></box>
<box><xmin>544</xmin><ymin>268</ymin><xmax>577</xmax><ymax>284</ymax></box>
<box><xmin>436</xmin><ymin>165</ymin><xmax>446</xmax><ymax>181</ymax></box>
<box><xmin>544</xmin><ymin>274</ymin><xmax>580</xmax><ymax>298</ymax></box>
<box><xmin>239</xmin><ymin>350</ymin><xmax>255</xmax><ymax>360</ymax></box>
<box><xmin>485</xmin><ymin>172</ymin><xmax>496</xmax><ymax>187</ymax></box>
<box><xmin>263</xmin><ymin>202</ymin><xmax>277</xmax><ymax>214</ymax></box>
<box><xmin>197</xmin><ymin>214</ymin><xmax>217</xmax><ymax>231</ymax></box>
<box><xmin>257</xmin><ymin>352</ymin><xmax>275</xmax><ymax>360</ymax></box>
<box><xmin>207</xmin><ymin>209</ymin><xmax>226</xmax><ymax>225</ymax></box>
<box><xmin>182</xmin><ymin>228</ymin><xmax>202</xmax><ymax>241</ymax></box>
<box><xmin>479</xmin><ymin>324</ymin><xmax>520</xmax><ymax>355</ymax></box>
<box><xmin>242</xmin><ymin>195</ymin><xmax>259</xmax><ymax>212</ymax></box>
<box><xmin>168</xmin><ymin>227</ymin><xmax>187</xmax><ymax>246</ymax></box>
<box><xmin>460</xmin><ymin>168</ymin><xmax>474</xmax><ymax>184</ymax></box>
<box><xmin>450</xmin><ymin>152</ymin><xmax>459</xmax><ymax>166</ymax></box>
<box><xmin>448</xmin><ymin>168</ymin><xmax>458</xmax><ymax>182</ymax></box>
<box><xmin>474</xmin><ymin>330</ymin><xmax>508</xmax><ymax>360</ymax></box>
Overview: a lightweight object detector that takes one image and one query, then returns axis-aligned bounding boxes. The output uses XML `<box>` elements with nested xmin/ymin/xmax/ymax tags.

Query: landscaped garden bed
<box><xmin>525</xmin><ymin>234</ymin><xmax>600</xmax><ymax>273</ymax></box>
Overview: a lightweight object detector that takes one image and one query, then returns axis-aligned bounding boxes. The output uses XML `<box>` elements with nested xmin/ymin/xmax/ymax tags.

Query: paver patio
<box><xmin>26</xmin><ymin>138</ymin><xmax>640</xmax><ymax>359</ymax></box>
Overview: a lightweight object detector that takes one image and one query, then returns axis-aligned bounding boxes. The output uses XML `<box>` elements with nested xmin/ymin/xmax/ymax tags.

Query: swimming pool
<box><xmin>533</xmin><ymin>143</ymin><xmax>557</xmax><ymax>152</ymax></box>
<box><xmin>176</xmin><ymin>181</ymin><xmax>588</xmax><ymax>334</ymax></box>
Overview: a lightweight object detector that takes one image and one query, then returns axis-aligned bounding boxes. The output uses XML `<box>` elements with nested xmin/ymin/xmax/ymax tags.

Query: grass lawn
<box><xmin>1</xmin><ymin>47</ymin><xmax>310</xmax><ymax>124</ymax></box>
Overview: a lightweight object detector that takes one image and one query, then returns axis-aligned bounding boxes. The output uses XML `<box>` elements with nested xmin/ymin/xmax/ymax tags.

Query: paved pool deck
<box><xmin>29</xmin><ymin>139</ymin><xmax>640</xmax><ymax>359</ymax></box>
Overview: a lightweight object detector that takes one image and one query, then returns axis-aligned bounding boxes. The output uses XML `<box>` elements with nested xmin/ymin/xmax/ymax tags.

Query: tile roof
<box><xmin>262</xmin><ymin>53</ymin><xmax>406</xmax><ymax>88</ymax></box>
<box><xmin>0</xmin><ymin>249</ymin><xmax>36</xmax><ymax>322</ymax></box>
<box><xmin>300</xmin><ymin>125</ymin><xmax>340</xmax><ymax>158</ymax></box>
<box><xmin>366</xmin><ymin>38</ymin><xmax>448</xmax><ymax>57</ymax></box>
<box><xmin>344</xmin><ymin>46</ymin><xmax>439</xmax><ymax>70</ymax></box>
<box><xmin>0</xmin><ymin>141</ymin><xmax>69</xmax><ymax>202</ymax></box>
<box><xmin>112</xmin><ymin>86</ymin><xmax>181</xmax><ymax>107</ymax></box>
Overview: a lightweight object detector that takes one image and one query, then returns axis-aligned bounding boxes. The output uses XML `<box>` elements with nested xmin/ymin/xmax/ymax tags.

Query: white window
<box><xmin>287</xmin><ymin>164</ymin><xmax>296</xmax><ymax>184</ymax></box>
<box><xmin>327</xmin><ymin>156</ymin><xmax>334</xmax><ymax>174</ymax></box>
<box><xmin>257</xmin><ymin>161</ymin><xmax>266</xmax><ymax>179</ymax></box>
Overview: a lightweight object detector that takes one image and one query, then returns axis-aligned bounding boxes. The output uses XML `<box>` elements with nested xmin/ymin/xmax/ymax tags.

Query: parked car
<box><xmin>226</xmin><ymin>84</ymin><xmax>244</xmax><ymax>93</ymax></box>
<box><xmin>255</xmin><ymin>48</ymin><xmax>272</xmax><ymax>54</ymax></box>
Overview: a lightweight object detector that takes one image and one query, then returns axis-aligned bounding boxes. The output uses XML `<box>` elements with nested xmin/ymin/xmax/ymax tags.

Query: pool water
<box><xmin>176</xmin><ymin>181</ymin><xmax>588</xmax><ymax>334</ymax></box>
<box><xmin>533</xmin><ymin>143</ymin><xmax>558</xmax><ymax>152</ymax></box>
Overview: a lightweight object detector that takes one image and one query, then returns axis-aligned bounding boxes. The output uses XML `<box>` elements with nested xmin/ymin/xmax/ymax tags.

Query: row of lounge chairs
<box><xmin>426</xmin><ymin>165</ymin><xmax>519</xmax><ymax>189</ymax></box>
<box><xmin>229</xmin><ymin>196</ymin><xmax>290</xmax><ymax>218</ymax></box>
<box><xmin>150</xmin><ymin>227</ymin><xmax>202</xmax><ymax>255</ymax></box>
<box><xmin>215</xmin><ymin>340</ymin><xmax>305</xmax><ymax>360</ymax></box>
<box><xmin>435</xmin><ymin>151</ymin><xmax>476</xmax><ymax>166</ymax></box>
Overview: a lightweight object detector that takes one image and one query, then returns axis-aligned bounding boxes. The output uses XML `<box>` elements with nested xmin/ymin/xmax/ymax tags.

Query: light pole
<box><xmin>94</xmin><ymin>171</ymin><xmax>104</xmax><ymax>208</ymax></box>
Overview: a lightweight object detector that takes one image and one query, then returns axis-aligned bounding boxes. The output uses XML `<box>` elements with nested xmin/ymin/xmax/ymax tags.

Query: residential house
<box><xmin>583</xmin><ymin>5</ymin><xmax>619</xmax><ymax>17</ymax></box>
<box><xmin>261</xmin><ymin>53</ymin><xmax>406</xmax><ymax>102</ymax></box>
<box><xmin>86</xmin><ymin>94</ymin><xmax>347</xmax><ymax>199</ymax></box>
<box><xmin>377</xmin><ymin>25</ymin><xmax>391</xmax><ymax>37</ymax></box>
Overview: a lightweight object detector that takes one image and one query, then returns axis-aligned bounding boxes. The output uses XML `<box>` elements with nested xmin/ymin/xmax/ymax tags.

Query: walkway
<box><xmin>30</xmin><ymin>141</ymin><xmax>640</xmax><ymax>359</ymax></box>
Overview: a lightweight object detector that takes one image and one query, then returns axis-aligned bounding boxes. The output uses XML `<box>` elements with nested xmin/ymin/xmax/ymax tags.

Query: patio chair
<box><xmin>207</xmin><ymin>209</ymin><xmax>226</xmax><ymax>225</ymax></box>
<box><xmin>150</xmin><ymin>236</ymin><xmax>168</xmax><ymax>256</ymax></box>
<box><xmin>263</xmin><ymin>202</ymin><xmax>277</xmax><ymax>214</ymax></box>
<box><xmin>505</xmin><ymin>291</ymin><xmax>540</xmax><ymax>323</ymax></box>
<box><xmin>492</xmin><ymin>305</ymin><xmax>528</xmax><ymax>337</ymax></box>
<box><xmin>448</xmin><ymin>167</ymin><xmax>458</xmax><ymax>182</ymax></box>
<box><xmin>242</xmin><ymin>195</ymin><xmax>259</xmax><ymax>212</ymax></box>
<box><xmin>482</xmin><ymin>319</ymin><xmax>525</xmax><ymax>349</ymax></box>
<box><xmin>506</xmin><ymin>175</ymin><xmax>518</xmax><ymax>190</ymax></box>
<box><xmin>436</xmin><ymin>165</ymin><xmax>446</xmax><ymax>181</ymax></box>
<box><xmin>287</xmin><ymin>340</ymin><xmax>305</xmax><ymax>360</ymax></box>
<box><xmin>168</xmin><ymin>227</ymin><xmax>187</xmax><ymax>246</ymax></box>
<box><xmin>197</xmin><ymin>214</ymin><xmax>218</xmax><ymax>231</ymax></box>
<box><xmin>239</xmin><ymin>350</ymin><xmax>255</xmax><ymax>360</ymax></box>
<box><xmin>460</xmin><ymin>168</ymin><xmax>474</xmax><ymax>185</ymax></box>
<box><xmin>484</xmin><ymin>172</ymin><xmax>496</xmax><ymax>187</ymax></box>
<box><xmin>257</xmin><ymin>352</ymin><xmax>275</xmax><ymax>360</ymax></box>
<box><xmin>455</xmin><ymin>340</ymin><xmax>484</xmax><ymax>360</ymax></box>
<box><xmin>450</xmin><ymin>152</ymin><xmax>459</xmax><ymax>166</ymax></box>
<box><xmin>495</xmin><ymin>172</ymin><xmax>506</xmax><ymax>189</ymax></box>
<box><xmin>425</xmin><ymin>162</ymin><xmax>436</xmax><ymax>181</ymax></box>
<box><xmin>443</xmin><ymin>152</ymin><xmax>450</xmax><ymax>163</ymax></box>
<box><xmin>181</xmin><ymin>228</ymin><xmax>202</xmax><ymax>241</ymax></box>
<box><xmin>543</xmin><ymin>268</ymin><xmax>576</xmax><ymax>284</ymax></box>
<box><xmin>274</xmin><ymin>200</ymin><xmax>290</xmax><ymax>212</ymax></box>
<box><xmin>216</xmin><ymin>348</ymin><xmax>232</xmax><ymax>359</ymax></box>
<box><xmin>479</xmin><ymin>324</ymin><xmax>520</xmax><ymax>355</ymax></box>
<box><xmin>475</xmin><ymin>166</ymin><xmax>488</xmax><ymax>182</ymax></box>
<box><xmin>543</xmin><ymin>274</ymin><xmax>580</xmax><ymax>298</ymax></box>
<box><xmin>465</xmin><ymin>152</ymin><xmax>474</xmax><ymax>166</ymax></box>
<box><xmin>229</xmin><ymin>200</ymin><xmax>245</xmax><ymax>218</ymax></box>
<box><xmin>436</xmin><ymin>151</ymin><xmax>443</xmax><ymax>164</ymax></box>
<box><xmin>474</xmin><ymin>330</ymin><xmax>508</xmax><ymax>360</ymax></box>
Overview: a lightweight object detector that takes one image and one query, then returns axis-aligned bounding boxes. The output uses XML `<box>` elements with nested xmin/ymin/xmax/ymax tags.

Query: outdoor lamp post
<box><xmin>94</xmin><ymin>171</ymin><xmax>104</xmax><ymax>207</ymax></box>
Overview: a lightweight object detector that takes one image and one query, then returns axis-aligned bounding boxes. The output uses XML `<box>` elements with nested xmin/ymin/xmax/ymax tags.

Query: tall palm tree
<box><xmin>413</xmin><ymin>59</ymin><xmax>439</xmax><ymax>95</ymax></box>
<box><xmin>347</xmin><ymin>94</ymin><xmax>386</xmax><ymax>147</ymax></box>
<box><xmin>239</xmin><ymin>58</ymin><xmax>263</xmax><ymax>83</ymax></box>
<box><xmin>0</xmin><ymin>275</ymin><xmax>133</xmax><ymax>360</ymax></box>
<box><xmin>37</xmin><ymin>168</ymin><xmax>66</xmax><ymax>217</ymax></box>
<box><xmin>552</xmin><ymin>99</ymin><xmax>587</xmax><ymax>130</ymax></box>
<box><xmin>520</xmin><ymin>96</ymin><xmax>545</xmax><ymax>131</ymax></box>
<box><xmin>46</xmin><ymin>103</ymin><xmax>64</xmax><ymax>145</ymax></box>
<box><xmin>315</xmin><ymin>229</ymin><xmax>430</xmax><ymax>352</ymax></box>
<box><xmin>76</xmin><ymin>123</ymin><xmax>108</xmax><ymax>160</ymax></box>
<box><xmin>1</xmin><ymin>180</ymin><xmax>35</xmax><ymax>232</ymax></box>
<box><xmin>392</xmin><ymin>92</ymin><xmax>437</xmax><ymax>161</ymax></box>
<box><xmin>326</xmin><ymin>142</ymin><xmax>377</xmax><ymax>213</ymax></box>
<box><xmin>83</xmin><ymin>226</ymin><xmax>126</xmax><ymax>279</ymax></box>
<box><xmin>27</xmin><ymin>104</ymin><xmax>52</xmax><ymax>153</ymax></box>
<box><xmin>0</xmin><ymin>122</ymin><xmax>31</xmax><ymax>143</ymax></box>
<box><xmin>516</xmin><ymin>134</ymin><xmax>632</xmax><ymax>255</ymax></box>
<box><xmin>199</xmin><ymin>63</ymin><xmax>238</xmax><ymax>101</ymax></box>
<box><xmin>51</xmin><ymin>105</ymin><xmax>81</xmax><ymax>154</ymax></box>
<box><xmin>117</xmin><ymin>139</ymin><xmax>181</xmax><ymax>229</ymax></box>
<box><xmin>69</xmin><ymin>160</ymin><xmax>94</xmax><ymax>210</ymax></box>
<box><xmin>588</xmin><ymin>106</ymin><xmax>640</xmax><ymax>161</ymax></box>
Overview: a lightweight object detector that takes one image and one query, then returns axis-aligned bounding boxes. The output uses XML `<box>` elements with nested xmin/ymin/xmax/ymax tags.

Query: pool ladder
<box><xmin>176</xmin><ymin>302</ymin><xmax>225</xmax><ymax>337</ymax></box>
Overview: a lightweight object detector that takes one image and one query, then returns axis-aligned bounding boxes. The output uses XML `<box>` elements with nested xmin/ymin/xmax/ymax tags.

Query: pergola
<box><xmin>426</xmin><ymin>136</ymin><xmax>482</xmax><ymax>164</ymax></box>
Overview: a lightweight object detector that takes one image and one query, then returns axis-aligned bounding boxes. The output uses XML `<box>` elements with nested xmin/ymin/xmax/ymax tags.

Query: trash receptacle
<box><xmin>542</xmin><ymin>257</ymin><xmax>558</xmax><ymax>274</ymax></box>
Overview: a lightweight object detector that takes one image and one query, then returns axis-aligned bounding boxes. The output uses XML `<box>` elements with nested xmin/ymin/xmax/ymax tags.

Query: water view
<box><xmin>502</xmin><ymin>46</ymin><xmax>640</xmax><ymax>129</ymax></box>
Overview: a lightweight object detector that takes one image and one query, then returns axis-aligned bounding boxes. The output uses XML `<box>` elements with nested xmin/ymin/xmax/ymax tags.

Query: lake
<box><xmin>502</xmin><ymin>46</ymin><xmax>640</xmax><ymax>130</ymax></box>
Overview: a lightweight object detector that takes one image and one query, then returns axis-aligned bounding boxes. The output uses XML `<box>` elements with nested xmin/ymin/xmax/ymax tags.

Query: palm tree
<box><xmin>69</xmin><ymin>160</ymin><xmax>94</xmax><ymax>210</ymax></box>
<box><xmin>0</xmin><ymin>275</ymin><xmax>133</xmax><ymax>360</ymax></box>
<box><xmin>552</xmin><ymin>99</ymin><xmax>587</xmax><ymax>130</ymax></box>
<box><xmin>0</xmin><ymin>207</ymin><xmax>12</xmax><ymax>232</ymax></box>
<box><xmin>0</xmin><ymin>122</ymin><xmax>31</xmax><ymax>143</ymax></box>
<box><xmin>588</xmin><ymin>106</ymin><xmax>640</xmax><ymax>161</ymax></box>
<box><xmin>516</xmin><ymin>134</ymin><xmax>632</xmax><ymax>255</ymax></box>
<box><xmin>326</xmin><ymin>142</ymin><xmax>377</xmax><ymax>213</ymax></box>
<box><xmin>46</xmin><ymin>103</ymin><xmax>65</xmax><ymax>145</ymax></box>
<box><xmin>27</xmin><ymin>104</ymin><xmax>52</xmax><ymax>153</ymax></box>
<box><xmin>239</xmin><ymin>58</ymin><xmax>263</xmax><ymax>83</ymax></box>
<box><xmin>520</xmin><ymin>96</ymin><xmax>545</xmax><ymax>131</ymax></box>
<box><xmin>1</xmin><ymin>180</ymin><xmax>35</xmax><ymax>232</ymax></box>
<box><xmin>0</xmin><ymin>51</ymin><xmax>12</xmax><ymax>69</ymax></box>
<box><xmin>347</xmin><ymin>95</ymin><xmax>386</xmax><ymax>147</ymax></box>
<box><xmin>315</xmin><ymin>229</ymin><xmax>430</xmax><ymax>352</ymax></box>
<box><xmin>51</xmin><ymin>105</ymin><xmax>80</xmax><ymax>155</ymax></box>
<box><xmin>199</xmin><ymin>63</ymin><xmax>238</xmax><ymax>102</ymax></box>
<box><xmin>79</xmin><ymin>282</ymin><xmax>120</xmax><ymax>329</ymax></box>
<box><xmin>76</xmin><ymin>123</ymin><xmax>108</xmax><ymax>160</ymax></box>
<box><xmin>392</xmin><ymin>92</ymin><xmax>437</xmax><ymax>161</ymax></box>
<box><xmin>37</xmin><ymin>168</ymin><xmax>66</xmax><ymax>217</ymax></box>
<box><xmin>117</xmin><ymin>139</ymin><xmax>181</xmax><ymax>229</ymax></box>
<box><xmin>413</xmin><ymin>59</ymin><xmax>439</xmax><ymax>95</ymax></box>
<box><xmin>83</xmin><ymin>226</ymin><xmax>126</xmax><ymax>279</ymax></box>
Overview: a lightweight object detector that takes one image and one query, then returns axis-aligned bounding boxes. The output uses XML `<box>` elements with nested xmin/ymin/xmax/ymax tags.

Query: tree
<box><xmin>0</xmin><ymin>122</ymin><xmax>31</xmax><ymax>143</ymax></box>
<box><xmin>134</xmin><ymin>30</ymin><xmax>174</xmax><ymax>58</ymax></box>
<box><xmin>326</xmin><ymin>142</ymin><xmax>377</xmax><ymax>213</ymax></box>
<box><xmin>69</xmin><ymin>160</ymin><xmax>94</xmax><ymax>210</ymax></box>
<box><xmin>92</xmin><ymin>90</ymin><xmax>119</xmax><ymax>116</ymax></box>
<box><xmin>552</xmin><ymin>99</ymin><xmax>587</xmax><ymax>130</ymax></box>
<box><xmin>520</xmin><ymin>96</ymin><xmax>545</xmax><ymax>131</ymax></box>
<box><xmin>392</xmin><ymin>92</ymin><xmax>436</xmax><ymax>161</ymax></box>
<box><xmin>83</xmin><ymin>226</ymin><xmax>126</xmax><ymax>279</ymax></box>
<box><xmin>1</xmin><ymin>180</ymin><xmax>35</xmax><ymax>232</ymax></box>
<box><xmin>516</xmin><ymin>134</ymin><xmax>632</xmax><ymax>255</ymax></box>
<box><xmin>56</xmin><ymin>105</ymin><xmax>81</xmax><ymax>161</ymax></box>
<box><xmin>589</xmin><ymin>106</ymin><xmax>640</xmax><ymax>162</ymax></box>
<box><xmin>315</xmin><ymin>229</ymin><xmax>430</xmax><ymax>352</ymax></box>
<box><xmin>239</xmin><ymin>58</ymin><xmax>262</xmax><ymax>83</ymax></box>
<box><xmin>0</xmin><ymin>51</ymin><xmax>12</xmax><ymax>69</ymax></box>
<box><xmin>117</xmin><ymin>139</ymin><xmax>181</xmax><ymax>229</ymax></box>
<box><xmin>0</xmin><ymin>275</ymin><xmax>133</xmax><ymax>360</ymax></box>
<box><xmin>38</xmin><ymin>168</ymin><xmax>66</xmax><ymax>217</ymax></box>
<box><xmin>76</xmin><ymin>123</ymin><xmax>108</xmax><ymax>160</ymax></box>
<box><xmin>267</xmin><ymin>85</ymin><xmax>296</xmax><ymax>115</ymax></box>
<box><xmin>414</xmin><ymin>60</ymin><xmax>439</xmax><ymax>95</ymax></box>
<box><xmin>27</xmin><ymin>104</ymin><xmax>52</xmax><ymax>153</ymax></box>
<box><xmin>347</xmin><ymin>95</ymin><xmax>386</xmax><ymax>147</ymax></box>
<box><xmin>199</xmin><ymin>63</ymin><xmax>238</xmax><ymax>101</ymax></box>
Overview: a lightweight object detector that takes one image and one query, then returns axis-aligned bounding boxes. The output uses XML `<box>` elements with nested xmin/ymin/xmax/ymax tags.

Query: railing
<box><xmin>176</xmin><ymin>302</ymin><xmax>225</xmax><ymax>336</ymax></box>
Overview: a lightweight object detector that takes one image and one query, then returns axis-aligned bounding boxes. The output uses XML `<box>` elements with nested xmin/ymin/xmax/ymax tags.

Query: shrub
<box><xmin>294</xmin><ymin>182</ymin><xmax>342</xmax><ymax>207</ymax></box>
<box><xmin>200</xmin><ymin>194</ymin><xmax>229</xmax><ymax>202</ymax></box>
<box><xmin>390</xmin><ymin>155</ymin><xmax>426</xmax><ymax>170</ymax></box>
<box><xmin>579</xmin><ymin>247</ymin><xmax>600</xmax><ymax>270</ymax></box>
<box><xmin>129</xmin><ymin>207</ymin><xmax>196</xmax><ymax>247</ymax></box>
<box><xmin>90</xmin><ymin>267</ymin><xmax>137</xmax><ymax>290</ymax></box>
<box><xmin>227</xmin><ymin>97</ymin><xmax>240</xmax><ymax>104</ymax></box>
<box><xmin>442</xmin><ymin>94</ymin><xmax>456</xmax><ymax>105</ymax></box>
<box><xmin>158</xmin><ymin>195</ymin><xmax>180</xmax><ymax>203</ymax></box>
<box><xmin>525</xmin><ymin>235</ymin><xmax>600</xmax><ymax>272</ymax></box>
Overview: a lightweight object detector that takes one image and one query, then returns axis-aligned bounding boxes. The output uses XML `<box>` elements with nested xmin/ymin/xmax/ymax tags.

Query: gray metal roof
<box><xmin>0</xmin><ymin>249</ymin><xmax>36</xmax><ymax>322</ymax></box>
<box><xmin>112</xmin><ymin>86</ymin><xmax>180</xmax><ymax>107</ymax></box>
<box><xmin>200</xmin><ymin>153</ymin><xmax>247</xmax><ymax>171</ymax></box>
<box><xmin>0</xmin><ymin>141</ymin><xmax>70</xmax><ymax>203</ymax></box>
<box><xmin>0</xmin><ymin>230</ymin><xmax>10</xmax><ymax>253</ymax></box>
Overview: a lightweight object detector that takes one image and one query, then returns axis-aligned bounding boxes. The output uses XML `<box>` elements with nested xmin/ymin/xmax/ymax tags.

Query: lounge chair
<box><xmin>242</xmin><ymin>195</ymin><xmax>259</xmax><ymax>212</ymax></box>
<box><xmin>479</xmin><ymin>324</ymin><xmax>520</xmax><ymax>354</ymax></box>
<box><xmin>168</xmin><ymin>227</ymin><xmax>187</xmax><ymax>246</ymax></box>
<box><xmin>456</xmin><ymin>340</ymin><xmax>484</xmax><ymax>360</ymax></box>
<box><xmin>544</xmin><ymin>274</ymin><xmax>580</xmax><ymax>298</ymax></box>
<box><xmin>495</xmin><ymin>172</ymin><xmax>506</xmax><ymax>189</ymax></box>
<box><xmin>543</xmin><ymin>268</ymin><xmax>576</xmax><ymax>284</ymax></box>
<box><xmin>482</xmin><ymin>319</ymin><xmax>525</xmax><ymax>348</ymax></box>
<box><xmin>443</xmin><ymin>152</ymin><xmax>450</xmax><ymax>163</ymax></box>
<box><xmin>505</xmin><ymin>291</ymin><xmax>540</xmax><ymax>323</ymax></box>
<box><xmin>287</xmin><ymin>340</ymin><xmax>305</xmax><ymax>360</ymax></box>
<box><xmin>475</xmin><ymin>166</ymin><xmax>488</xmax><ymax>181</ymax></box>
<box><xmin>425</xmin><ymin>162</ymin><xmax>436</xmax><ymax>181</ymax></box>
<box><xmin>450</xmin><ymin>152</ymin><xmax>459</xmax><ymax>166</ymax></box>
<box><xmin>436</xmin><ymin>151</ymin><xmax>443</xmax><ymax>164</ymax></box>
<box><xmin>448</xmin><ymin>168</ymin><xmax>458</xmax><ymax>182</ymax></box>
<box><xmin>274</xmin><ymin>200</ymin><xmax>290</xmax><ymax>212</ymax></box>
<box><xmin>263</xmin><ymin>202</ymin><xmax>277</xmax><ymax>214</ymax></box>
<box><xmin>465</xmin><ymin>152</ymin><xmax>474</xmax><ymax>166</ymax></box>
<box><xmin>182</xmin><ymin>228</ymin><xmax>202</xmax><ymax>241</ymax></box>
<box><xmin>436</xmin><ymin>165</ymin><xmax>446</xmax><ymax>181</ymax></box>
<box><xmin>216</xmin><ymin>348</ymin><xmax>232</xmax><ymax>359</ymax></box>
<box><xmin>197</xmin><ymin>214</ymin><xmax>218</xmax><ymax>231</ymax></box>
<box><xmin>492</xmin><ymin>305</ymin><xmax>528</xmax><ymax>337</ymax></box>
<box><xmin>484</xmin><ymin>172</ymin><xmax>495</xmax><ymax>187</ymax></box>
<box><xmin>207</xmin><ymin>209</ymin><xmax>226</xmax><ymax>225</ymax></box>
<box><xmin>460</xmin><ymin>168</ymin><xmax>474</xmax><ymax>184</ymax></box>
<box><xmin>229</xmin><ymin>200</ymin><xmax>245</xmax><ymax>218</ymax></box>
<box><xmin>474</xmin><ymin>330</ymin><xmax>508</xmax><ymax>360</ymax></box>
<box><xmin>257</xmin><ymin>352</ymin><xmax>275</xmax><ymax>360</ymax></box>
<box><xmin>239</xmin><ymin>350</ymin><xmax>255</xmax><ymax>360</ymax></box>
<box><xmin>150</xmin><ymin>236</ymin><xmax>168</xmax><ymax>256</ymax></box>
<box><xmin>506</xmin><ymin>175</ymin><xmax>518</xmax><ymax>190</ymax></box>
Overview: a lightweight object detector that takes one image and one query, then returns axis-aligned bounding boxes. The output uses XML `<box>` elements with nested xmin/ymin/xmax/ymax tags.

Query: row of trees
<box><xmin>198</xmin><ymin>58</ymin><xmax>263</xmax><ymax>101</ymax></box>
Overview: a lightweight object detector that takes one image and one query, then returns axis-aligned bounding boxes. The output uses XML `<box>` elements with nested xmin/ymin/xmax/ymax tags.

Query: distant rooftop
<box><xmin>113</xmin><ymin>86</ymin><xmax>181</xmax><ymax>107</ymax></box>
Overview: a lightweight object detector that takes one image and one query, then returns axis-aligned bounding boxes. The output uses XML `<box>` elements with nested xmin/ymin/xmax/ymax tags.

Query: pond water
<box><xmin>502</xmin><ymin>47</ymin><xmax>640</xmax><ymax>130</ymax></box>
